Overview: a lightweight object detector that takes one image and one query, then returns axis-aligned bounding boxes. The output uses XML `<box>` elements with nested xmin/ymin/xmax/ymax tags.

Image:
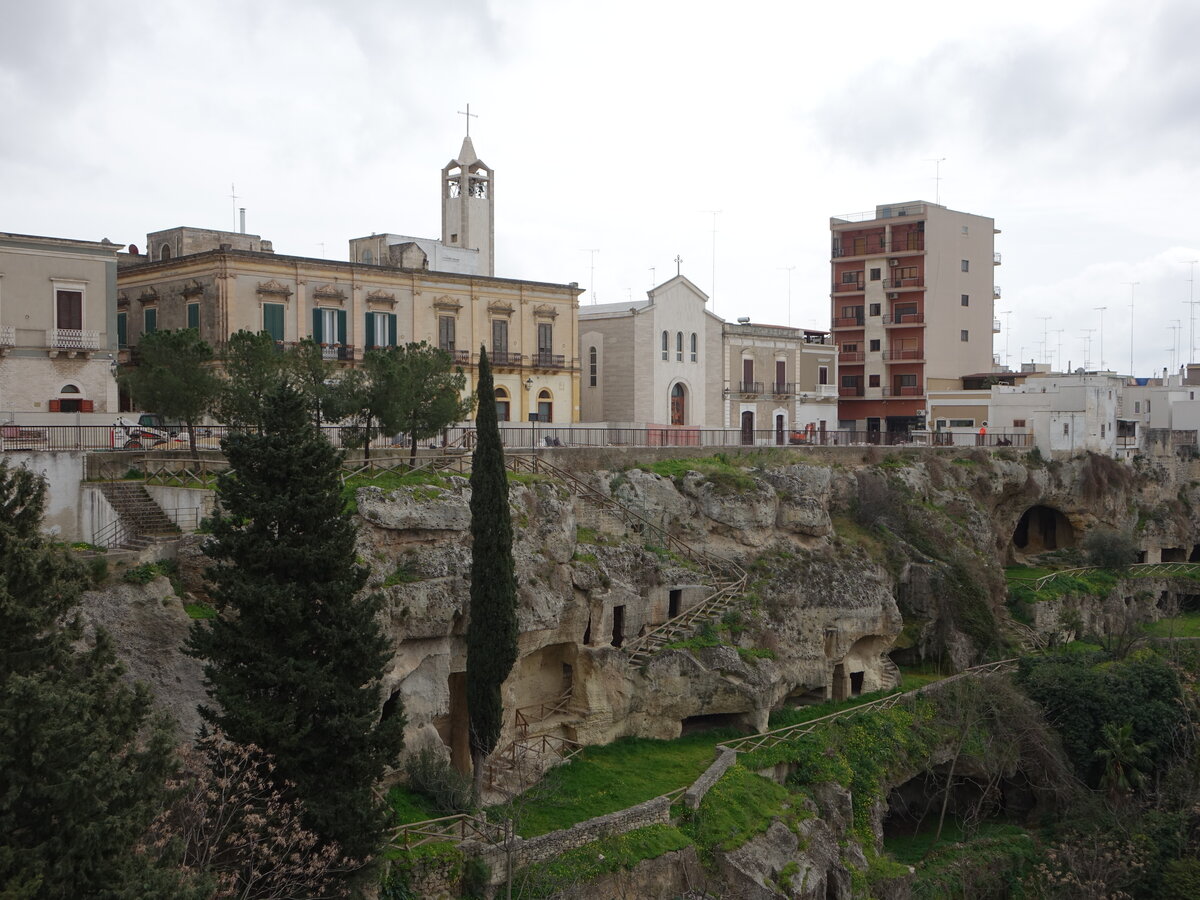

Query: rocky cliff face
<box><xmin>80</xmin><ymin>448</ymin><xmax>1200</xmax><ymax>772</ymax></box>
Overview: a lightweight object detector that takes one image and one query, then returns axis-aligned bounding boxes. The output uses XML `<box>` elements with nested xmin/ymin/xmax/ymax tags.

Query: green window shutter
<box><xmin>312</xmin><ymin>307</ymin><xmax>323</xmax><ymax>343</ymax></box>
<box><xmin>187</xmin><ymin>302</ymin><xmax>200</xmax><ymax>330</ymax></box>
<box><xmin>144</xmin><ymin>308</ymin><xmax>157</xmax><ymax>334</ymax></box>
<box><xmin>365</xmin><ymin>313</ymin><xmax>375</xmax><ymax>350</ymax></box>
<box><xmin>337</xmin><ymin>309</ymin><xmax>347</xmax><ymax>345</ymax></box>
<box><xmin>116</xmin><ymin>312</ymin><xmax>127</xmax><ymax>348</ymax></box>
<box><xmin>264</xmin><ymin>304</ymin><xmax>284</xmax><ymax>341</ymax></box>
<box><xmin>387</xmin><ymin>313</ymin><xmax>397</xmax><ymax>347</ymax></box>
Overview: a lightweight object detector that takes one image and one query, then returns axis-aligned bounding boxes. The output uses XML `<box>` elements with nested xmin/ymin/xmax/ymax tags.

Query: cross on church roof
<box><xmin>674</xmin><ymin>255</ymin><xmax>683</xmax><ymax>276</ymax></box>
<box><xmin>457</xmin><ymin>103</ymin><xmax>478</xmax><ymax>136</ymax></box>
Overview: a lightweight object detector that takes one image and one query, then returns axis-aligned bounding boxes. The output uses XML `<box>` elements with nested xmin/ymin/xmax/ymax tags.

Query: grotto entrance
<box><xmin>881</xmin><ymin>767</ymin><xmax>1037</xmax><ymax>844</ymax></box>
<box><xmin>1012</xmin><ymin>505</ymin><xmax>1075</xmax><ymax>554</ymax></box>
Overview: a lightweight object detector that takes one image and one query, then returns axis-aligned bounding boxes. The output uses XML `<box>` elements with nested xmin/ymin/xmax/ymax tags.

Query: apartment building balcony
<box><xmin>883</xmin><ymin>313</ymin><xmax>925</xmax><ymax>326</ymax></box>
<box><xmin>320</xmin><ymin>343</ymin><xmax>355</xmax><ymax>361</ymax></box>
<box><xmin>0</xmin><ymin>326</ymin><xmax>13</xmax><ymax>354</ymax></box>
<box><xmin>830</xmin><ymin>236</ymin><xmax>925</xmax><ymax>259</ymax></box>
<box><xmin>993</xmin><ymin>285</ymin><xmax>1002</xmax><ymax>299</ymax></box>
<box><xmin>491</xmin><ymin>351</ymin><xmax>524</xmax><ymax>368</ymax></box>
<box><xmin>993</xmin><ymin>252</ymin><xmax>1002</xmax><ymax>265</ymax></box>
<box><xmin>882</xmin><ymin>348</ymin><xmax>924</xmax><ymax>362</ymax></box>
<box><xmin>993</xmin><ymin>318</ymin><xmax>1002</xmax><ymax>334</ymax></box>
<box><xmin>814</xmin><ymin>384</ymin><xmax>838</xmax><ymax>398</ymax></box>
<box><xmin>803</xmin><ymin>333</ymin><xmax>834</xmax><ymax>345</ymax></box>
<box><xmin>832</xmin><ymin>315</ymin><xmax>865</xmax><ymax>329</ymax></box>
<box><xmin>881</xmin><ymin>386</ymin><xmax>924</xmax><ymax>397</ymax></box>
<box><xmin>439</xmin><ymin>348</ymin><xmax>471</xmax><ymax>364</ymax></box>
<box><xmin>882</xmin><ymin>277</ymin><xmax>924</xmax><ymax>290</ymax></box>
<box><xmin>832</xmin><ymin>281</ymin><xmax>866</xmax><ymax>294</ymax></box>
<box><xmin>839</xmin><ymin>350</ymin><xmax>865</xmax><ymax>363</ymax></box>
<box><xmin>529</xmin><ymin>351</ymin><xmax>567</xmax><ymax>369</ymax></box>
<box><xmin>839</xmin><ymin>386</ymin><xmax>865</xmax><ymax>397</ymax></box>
<box><xmin>736</xmin><ymin>381</ymin><xmax>765</xmax><ymax>395</ymax></box>
<box><xmin>46</xmin><ymin>328</ymin><xmax>100</xmax><ymax>357</ymax></box>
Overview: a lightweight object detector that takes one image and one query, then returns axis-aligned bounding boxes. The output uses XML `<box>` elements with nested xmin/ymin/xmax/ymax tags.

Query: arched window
<box><xmin>588</xmin><ymin>346</ymin><xmax>597</xmax><ymax>387</ymax></box>
<box><xmin>60</xmin><ymin>384</ymin><xmax>81</xmax><ymax>393</ymax></box>
<box><xmin>661</xmin><ymin>330</ymin><xmax>668</xmax><ymax>361</ymax></box>
<box><xmin>690</xmin><ymin>332</ymin><xmax>698</xmax><ymax>362</ymax></box>
<box><xmin>676</xmin><ymin>331</ymin><xmax>683</xmax><ymax>361</ymax></box>
<box><xmin>537</xmin><ymin>389</ymin><xmax>553</xmax><ymax>423</ymax></box>
<box><xmin>160</xmin><ymin>244</ymin><xmax>172</xmax><ymax>261</ymax></box>
<box><xmin>52</xmin><ymin>383</ymin><xmax>88</xmax><ymax>413</ymax></box>
<box><xmin>494</xmin><ymin>386</ymin><xmax>510</xmax><ymax>422</ymax></box>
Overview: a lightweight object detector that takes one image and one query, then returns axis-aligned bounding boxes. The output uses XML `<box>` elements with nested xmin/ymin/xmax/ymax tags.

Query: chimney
<box><xmin>239</xmin><ymin>208</ymin><xmax>246</xmax><ymax>234</ymax></box>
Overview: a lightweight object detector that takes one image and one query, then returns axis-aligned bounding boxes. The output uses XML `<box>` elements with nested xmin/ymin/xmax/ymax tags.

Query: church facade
<box><xmin>117</xmin><ymin>135</ymin><xmax>583</xmax><ymax>424</ymax></box>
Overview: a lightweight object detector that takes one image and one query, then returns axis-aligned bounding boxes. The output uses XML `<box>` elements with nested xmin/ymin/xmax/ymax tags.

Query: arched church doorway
<box><xmin>741</xmin><ymin>411</ymin><xmax>754</xmax><ymax>445</ymax></box>
<box><xmin>670</xmin><ymin>383</ymin><xmax>686</xmax><ymax>425</ymax></box>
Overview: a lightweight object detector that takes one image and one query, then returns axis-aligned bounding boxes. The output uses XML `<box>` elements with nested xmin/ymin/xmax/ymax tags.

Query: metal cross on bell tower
<box><xmin>674</xmin><ymin>255</ymin><xmax>683</xmax><ymax>277</ymax></box>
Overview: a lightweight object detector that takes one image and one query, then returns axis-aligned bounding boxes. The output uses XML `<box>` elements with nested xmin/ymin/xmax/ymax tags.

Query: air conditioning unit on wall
<box><xmin>887</xmin><ymin>292</ymin><xmax>899</xmax><ymax>300</ymax></box>
<box><xmin>888</xmin><ymin>258</ymin><xmax>899</xmax><ymax>266</ymax></box>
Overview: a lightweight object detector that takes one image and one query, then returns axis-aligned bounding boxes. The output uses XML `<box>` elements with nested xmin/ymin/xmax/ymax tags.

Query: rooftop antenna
<box><xmin>1080</xmin><ymin>329</ymin><xmax>1095</xmax><ymax>370</ymax></box>
<box><xmin>1037</xmin><ymin>316</ymin><xmax>1052</xmax><ymax>365</ymax></box>
<box><xmin>999</xmin><ymin>309</ymin><xmax>1013</xmax><ymax>369</ymax></box>
<box><xmin>229</xmin><ymin>183</ymin><xmax>240</xmax><ymax>232</ymax></box>
<box><xmin>1052</xmin><ymin>328</ymin><xmax>1065</xmax><ymax>372</ymax></box>
<box><xmin>780</xmin><ymin>265</ymin><xmax>795</xmax><ymax>327</ymax></box>
<box><xmin>649</xmin><ymin>267</ymin><xmax>656</xmax><ymax>287</ymax></box>
<box><xmin>706</xmin><ymin>210</ymin><xmax>721</xmax><ymax>312</ymax></box>
<box><xmin>925</xmin><ymin>157</ymin><xmax>946</xmax><ymax>205</ymax></box>
<box><xmin>1169</xmin><ymin>319</ymin><xmax>1182</xmax><ymax>372</ymax></box>
<box><xmin>1094</xmin><ymin>307</ymin><xmax>1107</xmax><ymax>370</ymax></box>
<box><xmin>1185</xmin><ymin>260</ymin><xmax>1198</xmax><ymax>363</ymax></box>
<box><xmin>1123</xmin><ymin>281</ymin><xmax>1140</xmax><ymax>377</ymax></box>
<box><xmin>580</xmin><ymin>249</ymin><xmax>599</xmax><ymax>303</ymax></box>
<box><xmin>457</xmin><ymin>103</ymin><xmax>478</xmax><ymax>136</ymax></box>
<box><xmin>316</xmin><ymin>242</ymin><xmax>325</xmax><ymax>258</ymax></box>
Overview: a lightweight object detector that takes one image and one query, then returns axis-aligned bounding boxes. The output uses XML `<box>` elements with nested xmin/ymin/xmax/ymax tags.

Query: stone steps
<box><xmin>99</xmin><ymin>482</ymin><xmax>181</xmax><ymax>549</ymax></box>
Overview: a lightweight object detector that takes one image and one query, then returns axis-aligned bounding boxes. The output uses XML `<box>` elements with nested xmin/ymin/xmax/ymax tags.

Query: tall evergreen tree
<box><xmin>466</xmin><ymin>347</ymin><xmax>519</xmax><ymax>796</ymax></box>
<box><xmin>187</xmin><ymin>386</ymin><xmax>404</xmax><ymax>860</ymax></box>
<box><xmin>0</xmin><ymin>462</ymin><xmax>197</xmax><ymax>898</ymax></box>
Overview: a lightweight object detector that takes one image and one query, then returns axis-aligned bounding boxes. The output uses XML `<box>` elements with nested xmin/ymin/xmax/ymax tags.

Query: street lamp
<box><xmin>524</xmin><ymin>377</ymin><xmax>537</xmax><ymax>448</ymax></box>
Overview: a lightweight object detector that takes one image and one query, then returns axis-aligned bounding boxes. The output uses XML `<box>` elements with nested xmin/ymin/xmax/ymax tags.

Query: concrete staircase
<box><xmin>98</xmin><ymin>482</ymin><xmax>181</xmax><ymax>549</ymax></box>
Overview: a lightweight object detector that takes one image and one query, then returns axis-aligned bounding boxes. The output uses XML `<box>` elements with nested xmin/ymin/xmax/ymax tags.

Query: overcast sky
<box><xmin>3</xmin><ymin>0</ymin><xmax>1199</xmax><ymax>379</ymax></box>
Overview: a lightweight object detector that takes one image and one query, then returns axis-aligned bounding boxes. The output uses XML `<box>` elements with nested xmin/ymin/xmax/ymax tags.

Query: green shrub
<box><xmin>87</xmin><ymin>556</ymin><xmax>109</xmax><ymax>586</ymax></box>
<box><xmin>404</xmin><ymin>748</ymin><xmax>473</xmax><ymax>815</ymax></box>
<box><xmin>1083</xmin><ymin>528</ymin><xmax>1138</xmax><ymax>568</ymax></box>
<box><xmin>461</xmin><ymin>856</ymin><xmax>490</xmax><ymax>899</ymax></box>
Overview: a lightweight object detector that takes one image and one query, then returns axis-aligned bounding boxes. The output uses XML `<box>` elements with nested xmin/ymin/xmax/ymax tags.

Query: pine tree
<box><xmin>466</xmin><ymin>347</ymin><xmax>519</xmax><ymax>796</ymax></box>
<box><xmin>187</xmin><ymin>385</ymin><xmax>404</xmax><ymax>861</ymax></box>
<box><xmin>0</xmin><ymin>462</ymin><xmax>197</xmax><ymax>898</ymax></box>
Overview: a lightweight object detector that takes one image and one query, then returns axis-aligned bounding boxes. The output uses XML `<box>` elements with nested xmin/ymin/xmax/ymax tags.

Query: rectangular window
<box><xmin>116</xmin><ymin>312</ymin><xmax>127</xmax><ymax>348</ymax></box>
<box><xmin>841</xmin><ymin>270</ymin><xmax>863</xmax><ymax>284</ymax></box>
<box><xmin>538</xmin><ymin>322</ymin><xmax>553</xmax><ymax>362</ymax></box>
<box><xmin>898</xmin><ymin>374</ymin><xmax>917</xmax><ymax>387</ymax></box>
<box><xmin>869</xmin><ymin>303</ymin><xmax>880</xmax><ymax>316</ymax></box>
<box><xmin>743</xmin><ymin>358</ymin><xmax>754</xmax><ymax>386</ymax></box>
<box><xmin>961</xmin><ymin>259</ymin><xmax>970</xmax><ymax>272</ymax></box>
<box><xmin>186</xmin><ymin>302</ymin><xmax>200</xmax><ymax>330</ymax></box>
<box><xmin>1101</xmin><ymin>423</ymin><xmax>1106</xmax><ymax>438</ymax></box>
<box><xmin>868</xmin><ymin>374</ymin><xmax>880</xmax><ymax>387</ymax></box>
<box><xmin>869</xmin><ymin>339</ymin><xmax>880</xmax><ymax>351</ymax></box>
<box><xmin>1063</xmin><ymin>423</ymin><xmax>1070</xmax><ymax>437</ymax></box>
<box><xmin>491</xmin><ymin>319</ymin><xmax>508</xmax><ymax>356</ymax></box>
<box><xmin>1013</xmin><ymin>419</ymin><xmax>1026</xmax><ymax>427</ymax></box>
<box><xmin>366</xmin><ymin>311</ymin><xmax>396</xmax><ymax>349</ymax></box>
<box><xmin>842</xmin><ymin>343</ymin><xmax>858</xmax><ymax>352</ymax></box>
<box><xmin>589</xmin><ymin>347</ymin><xmax>597</xmax><ymax>387</ymax></box>
<box><xmin>144</xmin><ymin>307</ymin><xmax>157</xmax><ymax>334</ymax></box>
<box><xmin>312</xmin><ymin>307</ymin><xmax>346</xmax><ymax>345</ymax></box>
<box><xmin>775</xmin><ymin>360</ymin><xmax>785</xmax><ymax>390</ymax></box>
<box><xmin>840</xmin><ymin>374</ymin><xmax>859</xmax><ymax>387</ymax></box>
<box><xmin>1134</xmin><ymin>401</ymin><xmax>1140</xmax><ymax>413</ymax></box>
<box><xmin>56</xmin><ymin>289</ymin><xmax>83</xmax><ymax>330</ymax></box>
<box><xmin>960</xmin><ymin>330</ymin><xmax>969</xmax><ymax>342</ymax></box>
<box><xmin>961</xmin><ymin>294</ymin><xmax>969</xmax><ymax>307</ymax></box>
<box><xmin>869</xmin><ymin>268</ymin><xmax>881</xmax><ymax>281</ymax></box>
<box><xmin>949</xmin><ymin>418</ymin><xmax>974</xmax><ymax>428</ymax></box>
<box><xmin>818</xmin><ymin>365</ymin><xmax>828</xmax><ymax>385</ymax></box>
<box><xmin>438</xmin><ymin>315</ymin><xmax>455</xmax><ymax>351</ymax></box>
<box><xmin>262</xmin><ymin>303</ymin><xmax>284</xmax><ymax>341</ymax></box>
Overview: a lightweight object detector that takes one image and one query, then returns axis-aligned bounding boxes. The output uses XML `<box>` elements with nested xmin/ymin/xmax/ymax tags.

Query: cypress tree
<box><xmin>0</xmin><ymin>462</ymin><xmax>196</xmax><ymax>898</ymax></box>
<box><xmin>466</xmin><ymin>347</ymin><xmax>520</xmax><ymax>795</ymax></box>
<box><xmin>187</xmin><ymin>385</ymin><xmax>404</xmax><ymax>860</ymax></box>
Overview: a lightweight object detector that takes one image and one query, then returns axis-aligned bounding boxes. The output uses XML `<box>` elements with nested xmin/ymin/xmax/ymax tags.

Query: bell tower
<box><xmin>441</xmin><ymin>112</ymin><xmax>494</xmax><ymax>276</ymax></box>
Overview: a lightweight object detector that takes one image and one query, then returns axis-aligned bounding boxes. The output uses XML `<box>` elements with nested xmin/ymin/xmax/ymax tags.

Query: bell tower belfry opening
<box><xmin>442</xmin><ymin>108</ymin><xmax>495</xmax><ymax>276</ymax></box>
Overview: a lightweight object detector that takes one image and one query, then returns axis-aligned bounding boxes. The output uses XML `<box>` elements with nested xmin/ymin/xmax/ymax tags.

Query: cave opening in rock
<box><xmin>669</xmin><ymin>588</ymin><xmax>682</xmax><ymax>619</ymax></box>
<box><xmin>381</xmin><ymin>688</ymin><xmax>403</xmax><ymax>724</ymax></box>
<box><xmin>611</xmin><ymin>604</ymin><xmax>625</xmax><ymax>648</ymax></box>
<box><xmin>1162</xmin><ymin>547</ymin><xmax>1187</xmax><ymax>562</ymax></box>
<box><xmin>1012</xmin><ymin>505</ymin><xmax>1075</xmax><ymax>553</ymax></box>
<box><xmin>680</xmin><ymin>711</ymin><xmax>746</xmax><ymax>736</ymax></box>
<box><xmin>882</xmin><ymin>767</ymin><xmax>1037</xmax><ymax>845</ymax></box>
